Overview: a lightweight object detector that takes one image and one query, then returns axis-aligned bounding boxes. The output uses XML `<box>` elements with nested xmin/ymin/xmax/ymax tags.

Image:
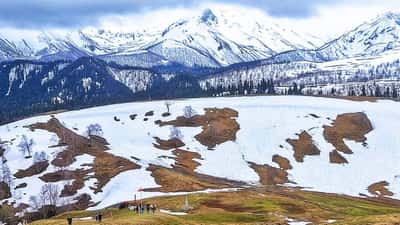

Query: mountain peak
<box><xmin>200</xmin><ymin>9</ymin><xmax>218</xmax><ymax>25</ymax></box>
<box><xmin>374</xmin><ymin>11</ymin><xmax>400</xmax><ymax>24</ymax></box>
<box><xmin>381</xmin><ymin>11</ymin><xmax>400</xmax><ymax>20</ymax></box>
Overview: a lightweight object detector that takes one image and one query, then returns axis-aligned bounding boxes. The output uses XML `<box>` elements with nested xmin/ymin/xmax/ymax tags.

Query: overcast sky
<box><xmin>0</xmin><ymin>0</ymin><xmax>399</xmax><ymax>39</ymax></box>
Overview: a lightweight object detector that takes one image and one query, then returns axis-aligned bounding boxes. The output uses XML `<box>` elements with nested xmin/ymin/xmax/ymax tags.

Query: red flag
<box><xmin>137</xmin><ymin>187</ymin><xmax>142</xmax><ymax>192</ymax></box>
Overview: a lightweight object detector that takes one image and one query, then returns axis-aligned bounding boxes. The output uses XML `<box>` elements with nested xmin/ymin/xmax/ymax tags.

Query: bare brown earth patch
<box><xmin>272</xmin><ymin>155</ymin><xmax>292</xmax><ymax>170</ymax></box>
<box><xmin>145</xmin><ymin>164</ymin><xmax>243</xmax><ymax>192</ymax></box>
<box><xmin>129</xmin><ymin>114</ymin><xmax>137</xmax><ymax>120</ymax></box>
<box><xmin>162</xmin><ymin>112</ymin><xmax>171</xmax><ymax>117</ymax></box>
<box><xmin>368</xmin><ymin>181</ymin><xmax>394</xmax><ymax>197</ymax></box>
<box><xmin>287</xmin><ymin>131</ymin><xmax>321</xmax><ymax>162</ymax></box>
<box><xmin>172</xmin><ymin>149</ymin><xmax>202</xmax><ymax>172</ymax></box>
<box><xmin>0</xmin><ymin>182</ymin><xmax>11</xmax><ymax>200</ymax></box>
<box><xmin>14</xmin><ymin>161</ymin><xmax>49</xmax><ymax>178</ymax></box>
<box><xmin>329</xmin><ymin>150</ymin><xmax>348</xmax><ymax>164</ymax></box>
<box><xmin>153</xmin><ymin>137</ymin><xmax>185</xmax><ymax>150</ymax></box>
<box><xmin>160</xmin><ymin>108</ymin><xmax>240</xmax><ymax>149</ymax></box>
<box><xmin>323</xmin><ymin>112</ymin><xmax>373</xmax><ymax>154</ymax></box>
<box><xmin>145</xmin><ymin>111</ymin><xmax>154</xmax><ymax>116</ymax></box>
<box><xmin>15</xmin><ymin>183</ymin><xmax>27</xmax><ymax>189</ymax></box>
<box><xmin>248</xmin><ymin>162</ymin><xmax>289</xmax><ymax>185</ymax></box>
<box><xmin>0</xmin><ymin>146</ymin><xmax>5</xmax><ymax>157</ymax></box>
<box><xmin>334</xmin><ymin>96</ymin><xmax>379</xmax><ymax>102</ymax></box>
<box><xmin>28</xmin><ymin>118</ymin><xmax>140</xmax><ymax>196</ymax></box>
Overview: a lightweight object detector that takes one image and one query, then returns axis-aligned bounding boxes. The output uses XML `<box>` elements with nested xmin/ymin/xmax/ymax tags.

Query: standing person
<box><xmin>98</xmin><ymin>212</ymin><xmax>103</xmax><ymax>223</ymax></box>
<box><xmin>146</xmin><ymin>204</ymin><xmax>150</xmax><ymax>214</ymax></box>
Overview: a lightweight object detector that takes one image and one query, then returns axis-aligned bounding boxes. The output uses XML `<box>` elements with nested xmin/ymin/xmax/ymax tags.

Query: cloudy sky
<box><xmin>0</xmin><ymin>0</ymin><xmax>399</xmax><ymax>40</ymax></box>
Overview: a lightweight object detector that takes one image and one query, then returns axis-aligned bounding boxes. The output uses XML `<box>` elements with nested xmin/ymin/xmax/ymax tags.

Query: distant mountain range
<box><xmin>1</xmin><ymin>8</ymin><xmax>400</xmax><ymax>123</ymax></box>
<box><xmin>270</xmin><ymin>12</ymin><xmax>400</xmax><ymax>63</ymax></box>
<box><xmin>0</xmin><ymin>8</ymin><xmax>322</xmax><ymax>67</ymax></box>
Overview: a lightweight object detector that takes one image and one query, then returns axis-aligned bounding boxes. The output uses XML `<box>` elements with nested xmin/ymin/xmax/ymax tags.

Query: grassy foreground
<box><xmin>31</xmin><ymin>187</ymin><xmax>400</xmax><ymax>225</ymax></box>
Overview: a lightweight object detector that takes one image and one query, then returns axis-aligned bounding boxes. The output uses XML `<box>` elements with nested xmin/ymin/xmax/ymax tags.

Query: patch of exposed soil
<box><xmin>0</xmin><ymin>182</ymin><xmax>11</xmax><ymax>200</ymax></box>
<box><xmin>153</xmin><ymin>137</ymin><xmax>185</xmax><ymax>150</ymax></box>
<box><xmin>14</xmin><ymin>183</ymin><xmax>27</xmax><ymax>190</ymax></box>
<box><xmin>162</xmin><ymin>112</ymin><xmax>171</xmax><ymax>117</ymax></box>
<box><xmin>14</xmin><ymin>161</ymin><xmax>49</xmax><ymax>179</ymax></box>
<box><xmin>0</xmin><ymin>146</ymin><xmax>5</xmax><ymax>157</ymax></box>
<box><xmin>160</xmin><ymin>108</ymin><xmax>240</xmax><ymax>149</ymax></box>
<box><xmin>172</xmin><ymin>149</ymin><xmax>202</xmax><ymax>172</ymax></box>
<box><xmin>336</xmin><ymin>96</ymin><xmax>379</xmax><ymax>102</ymax></box>
<box><xmin>329</xmin><ymin>150</ymin><xmax>348</xmax><ymax>164</ymax></box>
<box><xmin>308</xmin><ymin>113</ymin><xmax>320</xmax><ymax>118</ymax></box>
<box><xmin>287</xmin><ymin>131</ymin><xmax>321</xmax><ymax>162</ymax></box>
<box><xmin>323</xmin><ymin>112</ymin><xmax>373</xmax><ymax>154</ymax></box>
<box><xmin>248</xmin><ymin>162</ymin><xmax>289</xmax><ymax>185</ymax></box>
<box><xmin>28</xmin><ymin>118</ymin><xmax>140</xmax><ymax>196</ymax></box>
<box><xmin>129</xmin><ymin>114</ymin><xmax>137</xmax><ymax>120</ymax></box>
<box><xmin>368</xmin><ymin>181</ymin><xmax>394</xmax><ymax>197</ymax></box>
<box><xmin>145</xmin><ymin>111</ymin><xmax>154</xmax><ymax>116</ymax></box>
<box><xmin>145</xmin><ymin>164</ymin><xmax>243</xmax><ymax>192</ymax></box>
<box><xmin>272</xmin><ymin>155</ymin><xmax>292</xmax><ymax>170</ymax></box>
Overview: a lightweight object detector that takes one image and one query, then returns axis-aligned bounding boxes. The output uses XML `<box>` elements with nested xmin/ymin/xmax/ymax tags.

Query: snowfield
<box><xmin>1</xmin><ymin>96</ymin><xmax>400</xmax><ymax>209</ymax></box>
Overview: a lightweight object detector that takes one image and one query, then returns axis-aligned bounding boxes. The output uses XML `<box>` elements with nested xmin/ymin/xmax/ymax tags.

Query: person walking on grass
<box><xmin>150</xmin><ymin>204</ymin><xmax>156</xmax><ymax>214</ymax></box>
<box><xmin>98</xmin><ymin>212</ymin><xmax>103</xmax><ymax>223</ymax></box>
<box><xmin>146</xmin><ymin>204</ymin><xmax>150</xmax><ymax>213</ymax></box>
<box><xmin>67</xmin><ymin>217</ymin><xmax>72</xmax><ymax>225</ymax></box>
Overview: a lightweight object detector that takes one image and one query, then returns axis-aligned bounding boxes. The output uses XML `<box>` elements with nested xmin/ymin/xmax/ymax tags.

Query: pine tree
<box><xmin>361</xmin><ymin>85</ymin><xmax>367</xmax><ymax>96</ymax></box>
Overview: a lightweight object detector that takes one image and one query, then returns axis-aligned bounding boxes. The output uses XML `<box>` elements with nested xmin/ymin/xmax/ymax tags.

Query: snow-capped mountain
<box><xmin>319</xmin><ymin>12</ymin><xmax>400</xmax><ymax>60</ymax></box>
<box><xmin>272</xmin><ymin>12</ymin><xmax>400</xmax><ymax>63</ymax></box>
<box><xmin>130</xmin><ymin>8</ymin><xmax>322</xmax><ymax>67</ymax></box>
<box><xmin>0</xmin><ymin>7</ymin><xmax>323</xmax><ymax>67</ymax></box>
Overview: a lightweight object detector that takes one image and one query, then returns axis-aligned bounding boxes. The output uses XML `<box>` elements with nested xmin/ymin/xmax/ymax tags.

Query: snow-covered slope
<box><xmin>273</xmin><ymin>12</ymin><xmax>400</xmax><ymax>63</ymax></box>
<box><xmin>201</xmin><ymin>46</ymin><xmax>400</xmax><ymax>95</ymax></box>
<box><xmin>1</xmin><ymin>96</ymin><xmax>399</xmax><ymax>210</ymax></box>
<box><xmin>319</xmin><ymin>12</ymin><xmax>400</xmax><ymax>60</ymax></box>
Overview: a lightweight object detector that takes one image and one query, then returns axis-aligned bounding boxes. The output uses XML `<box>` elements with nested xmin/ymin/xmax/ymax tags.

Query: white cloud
<box><xmin>1</xmin><ymin>1</ymin><xmax>399</xmax><ymax>44</ymax></box>
<box><xmin>276</xmin><ymin>1</ymin><xmax>400</xmax><ymax>41</ymax></box>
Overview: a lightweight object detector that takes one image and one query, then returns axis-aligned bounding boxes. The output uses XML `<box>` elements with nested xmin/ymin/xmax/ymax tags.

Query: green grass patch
<box><xmin>185</xmin><ymin>212</ymin><xmax>270</xmax><ymax>224</ymax></box>
<box><xmin>302</xmin><ymin>193</ymin><xmax>400</xmax><ymax>216</ymax></box>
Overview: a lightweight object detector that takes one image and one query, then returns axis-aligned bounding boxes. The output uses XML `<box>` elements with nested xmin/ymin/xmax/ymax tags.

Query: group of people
<box><xmin>128</xmin><ymin>203</ymin><xmax>157</xmax><ymax>214</ymax></box>
<box><xmin>66</xmin><ymin>212</ymin><xmax>103</xmax><ymax>225</ymax></box>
